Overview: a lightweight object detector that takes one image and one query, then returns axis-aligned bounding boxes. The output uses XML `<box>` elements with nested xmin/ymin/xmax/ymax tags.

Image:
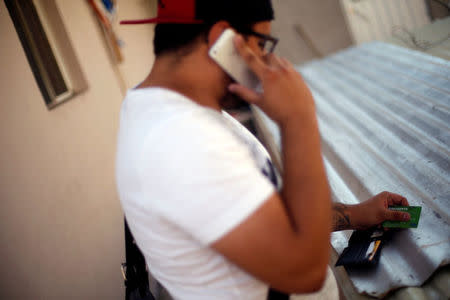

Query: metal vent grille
<box><xmin>5</xmin><ymin>0</ymin><xmax>87</xmax><ymax>109</ymax></box>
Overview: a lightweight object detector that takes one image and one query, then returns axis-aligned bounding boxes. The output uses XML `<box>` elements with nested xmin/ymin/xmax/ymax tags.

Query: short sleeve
<box><xmin>137</xmin><ymin>109</ymin><xmax>275</xmax><ymax>245</ymax></box>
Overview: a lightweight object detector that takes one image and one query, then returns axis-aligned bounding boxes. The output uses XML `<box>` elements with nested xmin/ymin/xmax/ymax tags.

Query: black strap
<box><xmin>124</xmin><ymin>219</ymin><xmax>155</xmax><ymax>300</ymax></box>
<box><xmin>268</xmin><ymin>288</ymin><xmax>290</xmax><ymax>300</ymax></box>
<box><xmin>264</xmin><ymin>160</ymin><xmax>289</xmax><ymax>300</ymax></box>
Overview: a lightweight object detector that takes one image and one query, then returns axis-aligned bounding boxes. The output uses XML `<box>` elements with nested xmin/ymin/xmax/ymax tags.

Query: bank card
<box><xmin>382</xmin><ymin>206</ymin><xmax>422</xmax><ymax>228</ymax></box>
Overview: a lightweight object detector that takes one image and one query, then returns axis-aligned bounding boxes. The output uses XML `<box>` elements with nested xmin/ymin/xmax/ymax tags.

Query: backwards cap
<box><xmin>120</xmin><ymin>0</ymin><xmax>274</xmax><ymax>25</ymax></box>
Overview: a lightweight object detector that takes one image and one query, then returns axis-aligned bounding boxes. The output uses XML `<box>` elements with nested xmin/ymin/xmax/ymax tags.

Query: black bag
<box><xmin>268</xmin><ymin>288</ymin><xmax>290</xmax><ymax>300</ymax></box>
<box><xmin>123</xmin><ymin>219</ymin><xmax>155</xmax><ymax>300</ymax></box>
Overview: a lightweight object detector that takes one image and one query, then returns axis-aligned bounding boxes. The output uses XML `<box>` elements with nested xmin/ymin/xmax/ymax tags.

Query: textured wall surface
<box><xmin>271</xmin><ymin>0</ymin><xmax>353</xmax><ymax>64</ymax></box>
<box><xmin>0</xmin><ymin>1</ymin><xmax>155</xmax><ymax>299</ymax></box>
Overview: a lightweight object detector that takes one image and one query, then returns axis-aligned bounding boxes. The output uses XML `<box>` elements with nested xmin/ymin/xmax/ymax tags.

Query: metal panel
<box><xmin>253</xmin><ymin>42</ymin><xmax>450</xmax><ymax>298</ymax></box>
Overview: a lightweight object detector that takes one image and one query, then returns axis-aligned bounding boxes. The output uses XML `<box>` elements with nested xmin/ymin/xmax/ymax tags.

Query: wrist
<box><xmin>276</xmin><ymin>97</ymin><xmax>316</xmax><ymax>128</ymax></box>
<box><xmin>279</xmin><ymin>108</ymin><xmax>318</xmax><ymax>132</ymax></box>
<box><xmin>332</xmin><ymin>203</ymin><xmax>352</xmax><ymax>231</ymax></box>
<box><xmin>346</xmin><ymin>203</ymin><xmax>373</xmax><ymax>231</ymax></box>
<box><xmin>332</xmin><ymin>203</ymin><xmax>366</xmax><ymax>231</ymax></box>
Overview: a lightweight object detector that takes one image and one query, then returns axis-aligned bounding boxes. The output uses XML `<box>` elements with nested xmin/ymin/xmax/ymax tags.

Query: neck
<box><xmin>139</xmin><ymin>47</ymin><xmax>227</xmax><ymax>111</ymax></box>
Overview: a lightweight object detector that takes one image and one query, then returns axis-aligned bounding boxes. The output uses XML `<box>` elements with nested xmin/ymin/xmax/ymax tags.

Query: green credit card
<box><xmin>382</xmin><ymin>206</ymin><xmax>422</xmax><ymax>228</ymax></box>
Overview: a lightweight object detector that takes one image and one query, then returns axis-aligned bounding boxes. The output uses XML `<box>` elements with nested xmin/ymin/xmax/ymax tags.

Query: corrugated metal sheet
<box><xmin>253</xmin><ymin>42</ymin><xmax>450</xmax><ymax>298</ymax></box>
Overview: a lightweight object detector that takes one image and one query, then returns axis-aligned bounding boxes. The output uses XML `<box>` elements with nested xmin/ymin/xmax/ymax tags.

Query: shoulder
<box><xmin>121</xmin><ymin>87</ymin><xmax>198</xmax><ymax>118</ymax></box>
<box><xmin>140</xmin><ymin>107</ymin><xmax>253</xmax><ymax>171</ymax></box>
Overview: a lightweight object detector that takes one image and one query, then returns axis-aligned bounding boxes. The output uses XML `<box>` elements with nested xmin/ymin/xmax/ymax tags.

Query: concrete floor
<box><xmin>270</xmin><ymin>0</ymin><xmax>353</xmax><ymax>65</ymax></box>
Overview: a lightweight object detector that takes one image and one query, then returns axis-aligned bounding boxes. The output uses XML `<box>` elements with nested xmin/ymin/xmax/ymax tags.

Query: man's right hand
<box><xmin>214</xmin><ymin>33</ymin><xmax>332</xmax><ymax>294</ymax></box>
<box><xmin>228</xmin><ymin>34</ymin><xmax>316</xmax><ymax>128</ymax></box>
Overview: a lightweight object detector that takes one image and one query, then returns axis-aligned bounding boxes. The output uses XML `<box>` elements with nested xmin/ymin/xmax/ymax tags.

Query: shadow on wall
<box><xmin>271</xmin><ymin>0</ymin><xmax>353</xmax><ymax>65</ymax></box>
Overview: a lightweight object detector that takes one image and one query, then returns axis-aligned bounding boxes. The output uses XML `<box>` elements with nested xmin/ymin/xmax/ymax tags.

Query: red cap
<box><xmin>120</xmin><ymin>0</ymin><xmax>203</xmax><ymax>25</ymax></box>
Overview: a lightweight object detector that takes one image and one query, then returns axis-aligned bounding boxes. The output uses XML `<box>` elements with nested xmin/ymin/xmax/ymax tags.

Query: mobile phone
<box><xmin>209</xmin><ymin>29</ymin><xmax>260</xmax><ymax>90</ymax></box>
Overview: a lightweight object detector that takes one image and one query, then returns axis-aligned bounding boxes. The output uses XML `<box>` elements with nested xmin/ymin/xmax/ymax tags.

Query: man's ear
<box><xmin>207</xmin><ymin>21</ymin><xmax>231</xmax><ymax>48</ymax></box>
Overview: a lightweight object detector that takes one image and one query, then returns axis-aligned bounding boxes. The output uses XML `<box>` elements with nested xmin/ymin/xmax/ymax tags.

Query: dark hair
<box><xmin>153</xmin><ymin>24</ymin><xmax>211</xmax><ymax>57</ymax></box>
<box><xmin>153</xmin><ymin>0</ymin><xmax>274</xmax><ymax>57</ymax></box>
<box><xmin>153</xmin><ymin>22</ymin><xmax>258</xmax><ymax>57</ymax></box>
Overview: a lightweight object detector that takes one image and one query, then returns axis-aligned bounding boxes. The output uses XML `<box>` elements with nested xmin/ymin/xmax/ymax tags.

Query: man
<box><xmin>116</xmin><ymin>0</ymin><xmax>411</xmax><ymax>299</ymax></box>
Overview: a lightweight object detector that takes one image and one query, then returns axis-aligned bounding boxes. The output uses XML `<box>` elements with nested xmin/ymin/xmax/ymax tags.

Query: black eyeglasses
<box><xmin>240</xmin><ymin>29</ymin><xmax>279</xmax><ymax>54</ymax></box>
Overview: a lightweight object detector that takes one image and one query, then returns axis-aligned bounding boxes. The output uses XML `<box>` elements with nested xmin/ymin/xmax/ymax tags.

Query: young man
<box><xmin>116</xmin><ymin>0</ymin><xmax>411</xmax><ymax>299</ymax></box>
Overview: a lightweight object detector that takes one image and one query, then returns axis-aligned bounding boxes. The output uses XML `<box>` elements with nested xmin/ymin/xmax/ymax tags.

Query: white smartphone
<box><xmin>209</xmin><ymin>29</ymin><xmax>260</xmax><ymax>90</ymax></box>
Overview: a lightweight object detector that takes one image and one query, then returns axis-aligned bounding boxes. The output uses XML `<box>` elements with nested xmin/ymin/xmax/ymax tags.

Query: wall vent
<box><xmin>5</xmin><ymin>0</ymin><xmax>87</xmax><ymax>109</ymax></box>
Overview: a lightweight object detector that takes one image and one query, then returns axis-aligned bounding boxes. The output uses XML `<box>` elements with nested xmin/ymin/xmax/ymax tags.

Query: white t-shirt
<box><xmin>116</xmin><ymin>87</ymin><xmax>277</xmax><ymax>299</ymax></box>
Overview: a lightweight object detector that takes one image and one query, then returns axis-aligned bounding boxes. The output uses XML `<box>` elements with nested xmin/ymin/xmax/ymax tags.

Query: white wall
<box><xmin>340</xmin><ymin>0</ymin><xmax>430</xmax><ymax>44</ymax></box>
<box><xmin>270</xmin><ymin>0</ymin><xmax>353</xmax><ymax>64</ymax></box>
<box><xmin>0</xmin><ymin>0</ymin><xmax>155</xmax><ymax>298</ymax></box>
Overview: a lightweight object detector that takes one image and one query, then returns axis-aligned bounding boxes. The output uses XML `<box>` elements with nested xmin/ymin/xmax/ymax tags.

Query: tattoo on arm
<box><xmin>332</xmin><ymin>203</ymin><xmax>352</xmax><ymax>231</ymax></box>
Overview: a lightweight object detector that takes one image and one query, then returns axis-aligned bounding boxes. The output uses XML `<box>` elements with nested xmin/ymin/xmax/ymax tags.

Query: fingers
<box><xmin>386</xmin><ymin>192</ymin><xmax>409</xmax><ymax>206</ymax></box>
<box><xmin>266</xmin><ymin>54</ymin><xmax>291</xmax><ymax>70</ymax></box>
<box><xmin>234</xmin><ymin>35</ymin><xmax>267</xmax><ymax>79</ymax></box>
<box><xmin>228</xmin><ymin>83</ymin><xmax>262</xmax><ymax>104</ymax></box>
<box><xmin>384</xmin><ymin>209</ymin><xmax>411</xmax><ymax>222</ymax></box>
<box><xmin>280</xmin><ymin>57</ymin><xmax>291</xmax><ymax>68</ymax></box>
<box><xmin>383</xmin><ymin>191</ymin><xmax>410</xmax><ymax>221</ymax></box>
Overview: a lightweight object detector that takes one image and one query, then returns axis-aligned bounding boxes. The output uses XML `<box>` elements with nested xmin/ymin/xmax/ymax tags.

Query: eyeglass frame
<box><xmin>239</xmin><ymin>29</ymin><xmax>279</xmax><ymax>54</ymax></box>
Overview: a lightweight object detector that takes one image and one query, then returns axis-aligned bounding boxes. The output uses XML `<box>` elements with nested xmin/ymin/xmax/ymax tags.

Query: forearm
<box><xmin>331</xmin><ymin>203</ymin><xmax>353</xmax><ymax>231</ymax></box>
<box><xmin>331</xmin><ymin>202</ymin><xmax>368</xmax><ymax>231</ymax></box>
<box><xmin>280</xmin><ymin>115</ymin><xmax>331</xmax><ymax>239</ymax></box>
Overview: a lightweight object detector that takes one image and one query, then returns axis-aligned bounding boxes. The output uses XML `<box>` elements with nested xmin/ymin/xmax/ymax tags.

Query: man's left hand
<box><xmin>350</xmin><ymin>191</ymin><xmax>411</xmax><ymax>230</ymax></box>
